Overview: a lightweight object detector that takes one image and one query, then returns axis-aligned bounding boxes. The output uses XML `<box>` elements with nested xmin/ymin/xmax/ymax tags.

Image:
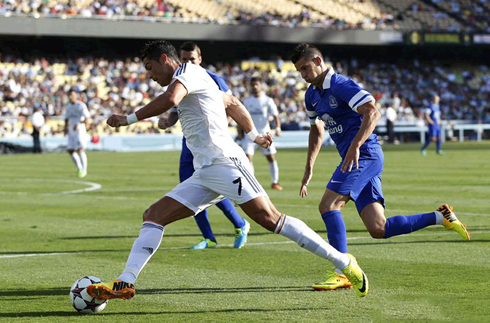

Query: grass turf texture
<box><xmin>0</xmin><ymin>142</ymin><xmax>489</xmax><ymax>322</ymax></box>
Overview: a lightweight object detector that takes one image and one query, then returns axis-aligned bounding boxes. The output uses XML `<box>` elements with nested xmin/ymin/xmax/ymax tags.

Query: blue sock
<box><xmin>216</xmin><ymin>199</ymin><xmax>245</xmax><ymax>228</ymax></box>
<box><xmin>321</xmin><ymin>210</ymin><xmax>348</xmax><ymax>253</ymax></box>
<box><xmin>194</xmin><ymin>210</ymin><xmax>216</xmax><ymax>242</ymax></box>
<box><xmin>421</xmin><ymin>139</ymin><xmax>431</xmax><ymax>150</ymax></box>
<box><xmin>436</xmin><ymin>139</ymin><xmax>441</xmax><ymax>152</ymax></box>
<box><xmin>384</xmin><ymin>212</ymin><xmax>436</xmax><ymax>238</ymax></box>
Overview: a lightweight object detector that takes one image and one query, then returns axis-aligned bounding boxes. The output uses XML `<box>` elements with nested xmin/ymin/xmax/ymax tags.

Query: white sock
<box><xmin>79</xmin><ymin>151</ymin><xmax>88</xmax><ymax>173</ymax></box>
<box><xmin>70</xmin><ymin>152</ymin><xmax>82</xmax><ymax>171</ymax></box>
<box><xmin>269</xmin><ymin>160</ymin><xmax>279</xmax><ymax>184</ymax></box>
<box><xmin>275</xmin><ymin>215</ymin><xmax>350</xmax><ymax>270</ymax></box>
<box><xmin>434</xmin><ymin>211</ymin><xmax>444</xmax><ymax>225</ymax></box>
<box><xmin>117</xmin><ymin>222</ymin><xmax>164</xmax><ymax>285</ymax></box>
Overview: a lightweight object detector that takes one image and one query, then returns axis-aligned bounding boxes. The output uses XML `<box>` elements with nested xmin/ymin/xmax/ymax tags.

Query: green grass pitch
<box><xmin>0</xmin><ymin>142</ymin><xmax>489</xmax><ymax>322</ymax></box>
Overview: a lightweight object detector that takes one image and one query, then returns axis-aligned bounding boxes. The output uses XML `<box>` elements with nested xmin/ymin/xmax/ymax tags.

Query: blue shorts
<box><xmin>327</xmin><ymin>146</ymin><xmax>385</xmax><ymax>214</ymax></box>
<box><xmin>179</xmin><ymin>162</ymin><xmax>195</xmax><ymax>183</ymax></box>
<box><xmin>428</xmin><ymin>124</ymin><xmax>441</xmax><ymax>138</ymax></box>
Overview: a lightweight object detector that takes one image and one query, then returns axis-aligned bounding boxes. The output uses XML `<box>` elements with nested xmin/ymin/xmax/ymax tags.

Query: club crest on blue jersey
<box><xmin>329</xmin><ymin>95</ymin><xmax>338</xmax><ymax>109</ymax></box>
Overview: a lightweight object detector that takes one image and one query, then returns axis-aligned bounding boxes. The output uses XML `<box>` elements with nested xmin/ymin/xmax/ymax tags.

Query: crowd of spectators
<box><xmin>1</xmin><ymin>54</ymin><xmax>489</xmax><ymax>139</ymax></box>
<box><xmin>2</xmin><ymin>0</ymin><xmax>486</xmax><ymax>31</ymax></box>
<box><xmin>430</xmin><ymin>0</ymin><xmax>490</xmax><ymax>32</ymax></box>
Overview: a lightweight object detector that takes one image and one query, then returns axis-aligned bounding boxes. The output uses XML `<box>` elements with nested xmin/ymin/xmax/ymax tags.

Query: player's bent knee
<box><xmin>319</xmin><ymin>203</ymin><xmax>338</xmax><ymax>214</ymax></box>
<box><xmin>368</xmin><ymin>227</ymin><xmax>386</xmax><ymax>239</ymax></box>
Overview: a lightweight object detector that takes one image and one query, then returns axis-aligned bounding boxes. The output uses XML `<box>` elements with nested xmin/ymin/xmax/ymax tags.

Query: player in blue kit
<box><xmin>158</xmin><ymin>42</ymin><xmax>250</xmax><ymax>250</ymax></box>
<box><xmin>421</xmin><ymin>94</ymin><xmax>444</xmax><ymax>156</ymax></box>
<box><xmin>292</xmin><ymin>44</ymin><xmax>470</xmax><ymax>291</ymax></box>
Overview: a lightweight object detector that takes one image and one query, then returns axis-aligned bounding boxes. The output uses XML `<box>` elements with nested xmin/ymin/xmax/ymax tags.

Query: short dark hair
<box><xmin>179</xmin><ymin>41</ymin><xmax>202</xmax><ymax>57</ymax></box>
<box><xmin>250</xmin><ymin>76</ymin><xmax>262</xmax><ymax>84</ymax></box>
<box><xmin>140</xmin><ymin>40</ymin><xmax>180</xmax><ymax>62</ymax></box>
<box><xmin>291</xmin><ymin>43</ymin><xmax>323</xmax><ymax>64</ymax></box>
<box><xmin>68</xmin><ymin>89</ymin><xmax>77</xmax><ymax>95</ymax></box>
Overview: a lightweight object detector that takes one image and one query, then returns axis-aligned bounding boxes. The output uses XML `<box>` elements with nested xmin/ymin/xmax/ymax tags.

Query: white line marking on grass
<box><xmin>0</xmin><ymin>252</ymin><xmax>82</xmax><ymax>259</ymax></box>
<box><xmin>42</xmin><ymin>180</ymin><xmax>102</xmax><ymax>196</ymax></box>
<box><xmin>157</xmin><ymin>231</ymin><xmax>469</xmax><ymax>250</ymax></box>
<box><xmin>2</xmin><ymin>231</ymin><xmax>485</xmax><ymax>259</ymax></box>
<box><xmin>0</xmin><ymin>178</ymin><xmax>102</xmax><ymax>196</ymax></box>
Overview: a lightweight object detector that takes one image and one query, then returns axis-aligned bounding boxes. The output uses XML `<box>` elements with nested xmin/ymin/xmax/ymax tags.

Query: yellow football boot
<box><xmin>312</xmin><ymin>271</ymin><xmax>352</xmax><ymax>291</ymax></box>
<box><xmin>438</xmin><ymin>204</ymin><xmax>470</xmax><ymax>241</ymax></box>
<box><xmin>86</xmin><ymin>279</ymin><xmax>135</xmax><ymax>300</ymax></box>
<box><xmin>341</xmin><ymin>254</ymin><xmax>369</xmax><ymax>297</ymax></box>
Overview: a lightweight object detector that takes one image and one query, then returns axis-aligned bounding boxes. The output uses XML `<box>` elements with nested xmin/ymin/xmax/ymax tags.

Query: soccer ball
<box><xmin>69</xmin><ymin>276</ymin><xmax>108</xmax><ymax>314</ymax></box>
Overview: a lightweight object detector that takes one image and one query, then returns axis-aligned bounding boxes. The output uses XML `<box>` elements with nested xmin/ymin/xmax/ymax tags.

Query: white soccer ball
<box><xmin>69</xmin><ymin>276</ymin><xmax>108</xmax><ymax>314</ymax></box>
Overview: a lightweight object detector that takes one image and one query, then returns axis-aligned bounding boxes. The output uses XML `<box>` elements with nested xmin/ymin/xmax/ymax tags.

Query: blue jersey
<box><xmin>305</xmin><ymin>68</ymin><xmax>379</xmax><ymax>158</ymax></box>
<box><xmin>426</xmin><ymin>103</ymin><xmax>441</xmax><ymax>124</ymax></box>
<box><xmin>180</xmin><ymin>70</ymin><xmax>230</xmax><ymax>165</ymax></box>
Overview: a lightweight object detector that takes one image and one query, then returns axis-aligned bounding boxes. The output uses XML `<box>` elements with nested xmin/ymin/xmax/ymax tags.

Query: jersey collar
<box><xmin>312</xmin><ymin>67</ymin><xmax>335</xmax><ymax>90</ymax></box>
<box><xmin>321</xmin><ymin>67</ymin><xmax>335</xmax><ymax>89</ymax></box>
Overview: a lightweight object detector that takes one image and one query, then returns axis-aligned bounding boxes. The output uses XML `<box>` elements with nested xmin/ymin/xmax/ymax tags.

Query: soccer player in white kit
<box><xmin>86</xmin><ymin>40</ymin><xmax>369</xmax><ymax>300</ymax></box>
<box><xmin>64</xmin><ymin>90</ymin><xmax>90</xmax><ymax>178</ymax></box>
<box><xmin>242</xmin><ymin>77</ymin><xmax>283</xmax><ymax>190</ymax></box>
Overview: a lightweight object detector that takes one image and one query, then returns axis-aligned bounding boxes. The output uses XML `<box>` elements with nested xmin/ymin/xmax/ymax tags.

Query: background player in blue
<box><xmin>421</xmin><ymin>94</ymin><xmax>444</xmax><ymax>156</ymax></box>
<box><xmin>292</xmin><ymin>43</ymin><xmax>470</xmax><ymax>291</ymax></box>
<box><xmin>158</xmin><ymin>41</ymin><xmax>250</xmax><ymax>250</ymax></box>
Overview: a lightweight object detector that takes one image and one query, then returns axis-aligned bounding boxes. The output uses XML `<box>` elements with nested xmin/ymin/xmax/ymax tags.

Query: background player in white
<box><xmin>242</xmin><ymin>77</ymin><xmax>283</xmax><ymax>190</ymax></box>
<box><xmin>64</xmin><ymin>89</ymin><xmax>90</xmax><ymax>178</ymax></box>
<box><xmin>86</xmin><ymin>40</ymin><xmax>369</xmax><ymax>300</ymax></box>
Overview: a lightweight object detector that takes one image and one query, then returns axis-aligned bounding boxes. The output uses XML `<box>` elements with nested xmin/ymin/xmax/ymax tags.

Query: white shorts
<box><xmin>242</xmin><ymin>135</ymin><xmax>277</xmax><ymax>156</ymax></box>
<box><xmin>67</xmin><ymin>130</ymin><xmax>88</xmax><ymax>150</ymax></box>
<box><xmin>166</xmin><ymin>157</ymin><xmax>268</xmax><ymax>214</ymax></box>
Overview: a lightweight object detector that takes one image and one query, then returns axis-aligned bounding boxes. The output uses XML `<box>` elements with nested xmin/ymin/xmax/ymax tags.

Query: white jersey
<box><xmin>242</xmin><ymin>94</ymin><xmax>278</xmax><ymax>132</ymax></box>
<box><xmin>170</xmin><ymin>63</ymin><xmax>246</xmax><ymax>169</ymax></box>
<box><xmin>65</xmin><ymin>101</ymin><xmax>90</xmax><ymax>135</ymax></box>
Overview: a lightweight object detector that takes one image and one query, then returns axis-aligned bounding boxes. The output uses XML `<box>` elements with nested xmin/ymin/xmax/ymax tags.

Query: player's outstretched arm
<box><xmin>223</xmin><ymin>93</ymin><xmax>273</xmax><ymax>149</ymax></box>
<box><xmin>107</xmin><ymin>81</ymin><xmax>188</xmax><ymax>128</ymax></box>
<box><xmin>300</xmin><ymin>121</ymin><xmax>324</xmax><ymax>197</ymax></box>
<box><xmin>341</xmin><ymin>101</ymin><xmax>380</xmax><ymax>173</ymax></box>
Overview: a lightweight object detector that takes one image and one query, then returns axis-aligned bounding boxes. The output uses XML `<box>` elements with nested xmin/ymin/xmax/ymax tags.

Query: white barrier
<box><xmin>2</xmin><ymin>124</ymin><xmax>488</xmax><ymax>153</ymax></box>
<box><xmin>0</xmin><ymin>131</ymin><xmax>333</xmax><ymax>152</ymax></box>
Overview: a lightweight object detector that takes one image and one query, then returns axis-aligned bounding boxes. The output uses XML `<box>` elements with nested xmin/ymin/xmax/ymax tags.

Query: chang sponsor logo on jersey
<box><xmin>321</xmin><ymin>113</ymin><xmax>343</xmax><ymax>135</ymax></box>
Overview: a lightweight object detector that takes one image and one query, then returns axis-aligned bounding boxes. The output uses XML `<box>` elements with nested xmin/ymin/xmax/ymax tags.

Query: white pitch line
<box><xmin>1</xmin><ymin>231</ymin><xmax>485</xmax><ymax>259</ymax></box>
<box><xmin>1</xmin><ymin>178</ymin><xmax>102</xmax><ymax>196</ymax></box>
<box><xmin>42</xmin><ymin>180</ymin><xmax>102</xmax><ymax>196</ymax></box>
<box><xmin>0</xmin><ymin>252</ymin><xmax>82</xmax><ymax>259</ymax></box>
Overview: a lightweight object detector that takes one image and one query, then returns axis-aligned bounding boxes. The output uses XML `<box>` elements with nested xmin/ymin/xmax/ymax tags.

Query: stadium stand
<box><xmin>1</xmin><ymin>54</ymin><xmax>489</xmax><ymax>138</ymax></box>
<box><xmin>1</xmin><ymin>0</ymin><xmax>488</xmax><ymax>31</ymax></box>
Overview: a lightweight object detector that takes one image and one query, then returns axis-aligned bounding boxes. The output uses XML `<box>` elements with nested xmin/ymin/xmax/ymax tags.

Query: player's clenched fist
<box><xmin>107</xmin><ymin>115</ymin><xmax>129</xmax><ymax>128</ymax></box>
<box><xmin>254</xmin><ymin>132</ymin><xmax>273</xmax><ymax>149</ymax></box>
<box><xmin>158</xmin><ymin>116</ymin><xmax>170</xmax><ymax>130</ymax></box>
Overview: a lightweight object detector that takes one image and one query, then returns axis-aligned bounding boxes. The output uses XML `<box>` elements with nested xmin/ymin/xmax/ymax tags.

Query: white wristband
<box><xmin>246</xmin><ymin>128</ymin><xmax>259</xmax><ymax>141</ymax></box>
<box><xmin>275</xmin><ymin>127</ymin><xmax>281</xmax><ymax>131</ymax></box>
<box><xmin>127</xmin><ymin>113</ymin><xmax>138</xmax><ymax>125</ymax></box>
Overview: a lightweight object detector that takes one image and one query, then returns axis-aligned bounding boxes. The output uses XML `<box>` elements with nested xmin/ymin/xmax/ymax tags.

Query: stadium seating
<box><xmin>1</xmin><ymin>0</ymin><xmax>487</xmax><ymax>31</ymax></box>
<box><xmin>1</xmin><ymin>53</ymin><xmax>489</xmax><ymax>138</ymax></box>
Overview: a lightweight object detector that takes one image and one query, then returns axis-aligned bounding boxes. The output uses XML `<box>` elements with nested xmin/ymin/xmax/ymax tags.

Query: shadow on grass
<box><xmin>0</xmin><ymin>286</ymin><xmax>311</xmax><ymax>298</ymax></box>
<box><xmin>0</xmin><ymin>306</ymin><xmax>332</xmax><ymax>318</ymax></box>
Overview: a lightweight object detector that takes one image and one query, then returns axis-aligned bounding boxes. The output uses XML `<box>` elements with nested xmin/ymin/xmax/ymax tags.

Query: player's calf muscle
<box><xmin>240</xmin><ymin>199</ymin><xmax>280</xmax><ymax>232</ymax></box>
